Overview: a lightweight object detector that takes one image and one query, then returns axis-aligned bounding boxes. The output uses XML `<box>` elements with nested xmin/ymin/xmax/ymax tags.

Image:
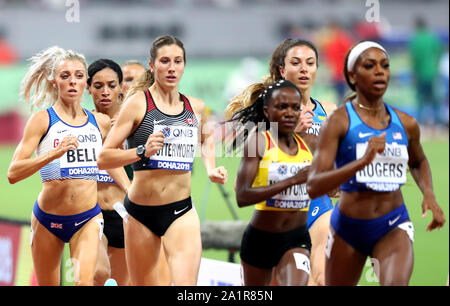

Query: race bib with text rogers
<box><xmin>355</xmin><ymin>142</ymin><xmax>408</xmax><ymax>192</ymax></box>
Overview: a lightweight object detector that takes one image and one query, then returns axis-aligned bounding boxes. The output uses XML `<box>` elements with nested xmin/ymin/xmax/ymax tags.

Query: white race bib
<box><xmin>356</xmin><ymin>142</ymin><xmax>408</xmax><ymax>191</ymax></box>
<box><xmin>148</xmin><ymin>125</ymin><xmax>198</xmax><ymax>171</ymax></box>
<box><xmin>266</xmin><ymin>162</ymin><xmax>310</xmax><ymax>209</ymax></box>
<box><xmin>306</xmin><ymin>122</ymin><xmax>321</xmax><ymax>136</ymax></box>
<box><xmin>59</xmin><ymin>133</ymin><xmax>100</xmax><ymax>177</ymax></box>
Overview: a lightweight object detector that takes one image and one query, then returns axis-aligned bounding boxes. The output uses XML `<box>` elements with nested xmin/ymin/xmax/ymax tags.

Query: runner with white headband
<box><xmin>307</xmin><ymin>41</ymin><xmax>445</xmax><ymax>285</ymax></box>
<box><xmin>346</xmin><ymin>41</ymin><xmax>389</xmax><ymax>72</ymax></box>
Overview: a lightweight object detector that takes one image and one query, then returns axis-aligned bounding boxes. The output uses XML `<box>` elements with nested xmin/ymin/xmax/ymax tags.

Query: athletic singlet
<box><xmin>127</xmin><ymin>89</ymin><xmax>199</xmax><ymax>171</ymax></box>
<box><xmin>36</xmin><ymin>107</ymin><xmax>102</xmax><ymax>181</ymax></box>
<box><xmin>253</xmin><ymin>131</ymin><xmax>313</xmax><ymax>212</ymax></box>
<box><xmin>305</xmin><ymin>98</ymin><xmax>328</xmax><ymax>136</ymax></box>
<box><xmin>336</xmin><ymin>102</ymin><xmax>409</xmax><ymax>192</ymax></box>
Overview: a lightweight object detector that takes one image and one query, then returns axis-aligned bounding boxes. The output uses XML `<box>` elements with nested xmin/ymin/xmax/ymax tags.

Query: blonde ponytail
<box><xmin>124</xmin><ymin>68</ymin><xmax>154</xmax><ymax>102</ymax></box>
<box><xmin>20</xmin><ymin>46</ymin><xmax>86</xmax><ymax>110</ymax></box>
<box><xmin>225</xmin><ymin>75</ymin><xmax>272</xmax><ymax>120</ymax></box>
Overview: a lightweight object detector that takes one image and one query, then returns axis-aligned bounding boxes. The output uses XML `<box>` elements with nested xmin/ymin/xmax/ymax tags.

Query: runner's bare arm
<box><xmin>98</xmin><ymin>92</ymin><xmax>147</xmax><ymax>169</ymax></box>
<box><xmin>190</xmin><ymin>96</ymin><xmax>227</xmax><ymax>184</ymax></box>
<box><xmin>8</xmin><ymin>111</ymin><xmax>75</xmax><ymax>183</ymax></box>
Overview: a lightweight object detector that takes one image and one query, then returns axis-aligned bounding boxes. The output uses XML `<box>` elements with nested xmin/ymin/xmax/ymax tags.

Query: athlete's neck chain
<box><xmin>356</xmin><ymin>102</ymin><xmax>383</xmax><ymax>112</ymax></box>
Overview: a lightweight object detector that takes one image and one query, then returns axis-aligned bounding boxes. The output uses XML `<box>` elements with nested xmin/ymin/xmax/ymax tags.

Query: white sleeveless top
<box><xmin>36</xmin><ymin>107</ymin><xmax>103</xmax><ymax>182</ymax></box>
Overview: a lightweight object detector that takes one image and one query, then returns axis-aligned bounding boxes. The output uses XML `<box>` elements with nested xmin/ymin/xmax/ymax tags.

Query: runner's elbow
<box><xmin>306</xmin><ymin>178</ymin><xmax>321</xmax><ymax>199</ymax></box>
<box><xmin>236</xmin><ymin>192</ymin><xmax>252</xmax><ymax>208</ymax></box>
<box><xmin>7</xmin><ymin>169</ymin><xmax>19</xmax><ymax>184</ymax></box>
<box><xmin>97</xmin><ymin>152</ymin><xmax>108</xmax><ymax>170</ymax></box>
<box><xmin>8</xmin><ymin>176</ymin><xmax>18</xmax><ymax>184</ymax></box>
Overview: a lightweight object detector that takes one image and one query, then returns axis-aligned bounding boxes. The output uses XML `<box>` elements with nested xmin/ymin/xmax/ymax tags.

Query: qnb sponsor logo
<box><xmin>76</xmin><ymin>134</ymin><xmax>98</xmax><ymax>143</ymax></box>
<box><xmin>274</xmin><ymin>164</ymin><xmax>306</xmax><ymax>177</ymax></box>
<box><xmin>379</xmin><ymin>146</ymin><xmax>403</xmax><ymax>158</ymax></box>
<box><xmin>171</xmin><ymin>128</ymin><xmax>195</xmax><ymax>138</ymax></box>
<box><xmin>56</xmin><ymin>134</ymin><xmax>99</xmax><ymax>148</ymax></box>
<box><xmin>161</xmin><ymin>127</ymin><xmax>171</xmax><ymax>137</ymax></box>
<box><xmin>277</xmin><ymin>165</ymin><xmax>288</xmax><ymax>175</ymax></box>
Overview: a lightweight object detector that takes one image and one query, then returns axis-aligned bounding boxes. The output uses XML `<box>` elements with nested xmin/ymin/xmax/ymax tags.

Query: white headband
<box><xmin>347</xmin><ymin>41</ymin><xmax>388</xmax><ymax>71</ymax></box>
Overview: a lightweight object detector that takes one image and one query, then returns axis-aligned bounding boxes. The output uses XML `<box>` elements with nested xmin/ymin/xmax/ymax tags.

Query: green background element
<box><xmin>1</xmin><ymin>140</ymin><xmax>448</xmax><ymax>286</ymax></box>
<box><xmin>0</xmin><ymin>53</ymin><xmax>417</xmax><ymax>115</ymax></box>
<box><xmin>0</xmin><ymin>55</ymin><xmax>446</xmax><ymax>285</ymax></box>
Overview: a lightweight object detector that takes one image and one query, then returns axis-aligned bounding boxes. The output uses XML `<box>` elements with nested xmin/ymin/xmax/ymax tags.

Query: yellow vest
<box><xmin>253</xmin><ymin>131</ymin><xmax>313</xmax><ymax>212</ymax></box>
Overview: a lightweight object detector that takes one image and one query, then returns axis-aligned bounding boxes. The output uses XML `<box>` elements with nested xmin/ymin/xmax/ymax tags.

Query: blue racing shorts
<box><xmin>33</xmin><ymin>201</ymin><xmax>102</xmax><ymax>243</ymax></box>
<box><xmin>307</xmin><ymin>195</ymin><xmax>333</xmax><ymax>229</ymax></box>
<box><xmin>330</xmin><ymin>202</ymin><xmax>411</xmax><ymax>256</ymax></box>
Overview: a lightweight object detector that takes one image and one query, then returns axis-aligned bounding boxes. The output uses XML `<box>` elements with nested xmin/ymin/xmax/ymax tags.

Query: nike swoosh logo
<box><xmin>359</xmin><ymin>132</ymin><xmax>373</xmax><ymax>138</ymax></box>
<box><xmin>388</xmin><ymin>215</ymin><xmax>401</xmax><ymax>226</ymax></box>
<box><xmin>75</xmin><ymin>218</ymin><xmax>90</xmax><ymax>227</ymax></box>
<box><xmin>154</xmin><ymin>120</ymin><xmax>165</xmax><ymax>124</ymax></box>
<box><xmin>174</xmin><ymin>206</ymin><xmax>189</xmax><ymax>215</ymax></box>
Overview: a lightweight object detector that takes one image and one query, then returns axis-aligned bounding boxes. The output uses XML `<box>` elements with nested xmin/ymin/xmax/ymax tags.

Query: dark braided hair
<box><xmin>226</xmin><ymin>79</ymin><xmax>301</xmax><ymax>152</ymax></box>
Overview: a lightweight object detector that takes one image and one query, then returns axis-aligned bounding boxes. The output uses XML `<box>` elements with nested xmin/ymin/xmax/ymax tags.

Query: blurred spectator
<box><xmin>321</xmin><ymin>20</ymin><xmax>354</xmax><ymax>104</ymax></box>
<box><xmin>223</xmin><ymin>56</ymin><xmax>262</xmax><ymax>106</ymax></box>
<box><xmin>281</xmin><ymin>20</ymin><xmax>317</xmax><ymax>42</ymax></box>
<box><xmin>352</xmin><ymin>18</ymin><xmax>382</xmax><ymax>41</ymax></box>
<box><xmin>0</xmin><ymin>33</ymin><xmax>18</xmax><ymax>65</ymax></box>
<box><xmin>211</xmin><ymin>0</ymin><xmax>239</xmax><ymax>8</ymax></box>
<box><xmin>409</xmin><ymin>17</ymin><xmax>443</xmax><ymax>126</ymax></box>
<box><xmin>438</xmin><ymin>50</ymin><xmax>449</xmax><ymax>126</ymax></box>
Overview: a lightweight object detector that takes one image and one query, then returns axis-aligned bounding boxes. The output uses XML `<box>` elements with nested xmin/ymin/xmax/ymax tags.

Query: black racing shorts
<box><xmin>102</xmin><ymin>209</ymin><xmax>125</xmax><ymax>249</ymax></box>
<box><xmin>123</xmin><ymin>194</ymin><xmax>193</xmax><ymax>237</ymax></box>
<box><xmin>240</xmin><ymin>223</ymin><xmax>311</xmax><ymax>269</ymax></box>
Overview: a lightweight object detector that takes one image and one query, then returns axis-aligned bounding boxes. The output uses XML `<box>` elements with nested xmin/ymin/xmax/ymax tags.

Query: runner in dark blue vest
<box><xmin>307</xmin><ymin>41</ymin><xmax>445</xmax><ymax>286</ymax></box>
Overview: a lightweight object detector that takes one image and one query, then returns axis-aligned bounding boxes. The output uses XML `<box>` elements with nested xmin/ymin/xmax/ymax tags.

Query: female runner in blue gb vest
<box><xmin>7</xmin><ymin>46</ymin><xmax>119</xmax><ymax>286</ymax></box>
